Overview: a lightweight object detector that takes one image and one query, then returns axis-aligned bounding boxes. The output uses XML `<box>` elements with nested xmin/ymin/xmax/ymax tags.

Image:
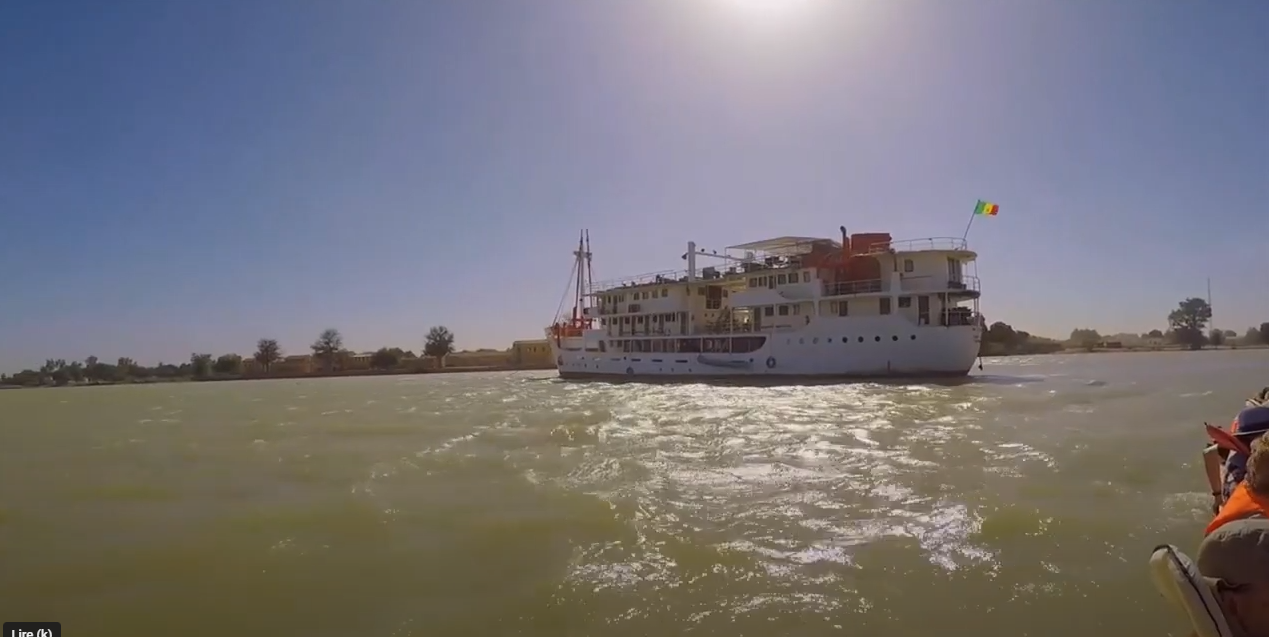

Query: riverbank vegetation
<box><xmin>979</xmin><ymin>297</ymin><xmax>1269</xmax><ymax>356</ymax></box>
<box><xmin>0</xmin><ymin>325</ymin><xmax>495</xmax><ymax>388</ymax></box>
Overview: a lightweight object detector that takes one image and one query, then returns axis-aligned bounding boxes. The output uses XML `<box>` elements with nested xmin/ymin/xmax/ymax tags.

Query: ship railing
<box><xmin>863</xmin><ymin>237</ymin><xmax>968</xmax><ymax>254</ymax></box>
<box><xmin>693</xmin><ymin>324</ymin><xmax>797</xmax><ymax>335</ymax></box>
<box><xmin>823</xmin><ymin>279</ymin><xmax>885</xmax><ymax>297</ymax></box>
<box><xmin>588</xmin><ymin>268</ymin><xmax>691</xmax><ymax>294</ymax></box>
<box><xmin>589</xmin><ymin>265</ymin><xmax>750</xmax><ymax>295</ymax></box>
<box><xmin>946</xmin><ymin>275</ymin><xmax>981</xmax><ymax>293</ymax></box>
<box><xmin>941</xmin><ymin>309</ymin><xmax>980</xmax><ymax>327</ymax></box>
<box><xmin>605</xmin><ymin>324</ymin><xmax>799</xmax><ymax>337</ymax></box>
<box><xmin>897</xmin><ymin>274</ymin><xmax>981</xmax><ymax>294</ymax></box>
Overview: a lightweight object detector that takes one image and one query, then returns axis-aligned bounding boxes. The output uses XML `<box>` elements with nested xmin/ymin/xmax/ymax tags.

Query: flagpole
<box><xmin>962</xmin><ymin>205</ymin><xmax>977</xmax><ymax>240</ymax></box>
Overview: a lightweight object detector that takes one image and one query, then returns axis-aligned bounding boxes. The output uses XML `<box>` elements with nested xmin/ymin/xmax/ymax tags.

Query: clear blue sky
<box><xmin>1</xmin><ymin>0</ymin><xmax>1265</xmax><ymax>371</ymax></box>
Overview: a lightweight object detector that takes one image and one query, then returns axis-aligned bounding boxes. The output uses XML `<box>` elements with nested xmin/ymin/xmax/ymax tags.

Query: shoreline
<box><xmin>0</xmin><ymin>363</ymin><xmax>556</xmax><ymax>389</ymax></box>
<box><xmin>3</xmin><ymin>346</ymin><xmax>1267</xmax><ymax>390</ymax></box>
<box><xmin>983</xmin><ymin>343</ymin><xmax>1269</xmax><ymax>357</ymax></box>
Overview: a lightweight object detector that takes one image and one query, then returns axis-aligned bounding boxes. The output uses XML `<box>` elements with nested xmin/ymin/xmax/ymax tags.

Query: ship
<box><xmin>545</xmin><ymin>227</ymin><xmax>982</xmax><ymax>381</ymax></box>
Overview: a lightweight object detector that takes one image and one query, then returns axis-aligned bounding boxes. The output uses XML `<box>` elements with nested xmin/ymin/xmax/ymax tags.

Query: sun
<box><xmin>712</xmin><ymin>0</ymin><xmax>822</xmax><ymax>25</ymax></box>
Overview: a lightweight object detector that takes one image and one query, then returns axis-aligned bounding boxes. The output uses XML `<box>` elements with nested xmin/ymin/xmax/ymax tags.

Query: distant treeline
<box><xmin>0</xmin><ymin>326</ymin><xmax>461</xmax><ymax>388</ymax></box>
<box><xmin>980</xmin><ymin>297</ymin><xmax>1269</xmax><ymax>356</ymax></box>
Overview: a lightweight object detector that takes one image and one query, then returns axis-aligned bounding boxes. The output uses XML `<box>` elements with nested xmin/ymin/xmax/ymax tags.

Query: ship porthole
<box><xmin>911</xmin><ymin>335</ymin><xmax>917</xmax><ymax>340</ymax></box>
<box><xmin>892</xmin><ymin>335</ymin><xmax>899</xmax><ymax>341</ymax></box>
<box><xmin>765</xmin><ymin>356</ymin><xmax>777</xmax><ymax>369</ymax></box>
<box><xmin>626</xmin><ymin>367</ymin><xmax>634</xmax><ymax>375</ymax></box>
<box><xmin>874</xmin><ymin>336</ymin><xmax>881</xmax><ymax>342</ymax></box>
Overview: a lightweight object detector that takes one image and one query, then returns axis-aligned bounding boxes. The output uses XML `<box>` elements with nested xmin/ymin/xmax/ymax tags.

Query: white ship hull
<box><xmin>549</xmin><ymin>318</ymin><xmax>980</xmax><ymax>381</ymax></box>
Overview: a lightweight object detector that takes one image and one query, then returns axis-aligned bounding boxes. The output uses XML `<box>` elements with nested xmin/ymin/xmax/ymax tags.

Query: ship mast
<box><xmin>571</xmin><ymin>230</ymin><xmax>593</xmax><ymax>328</ymax></box>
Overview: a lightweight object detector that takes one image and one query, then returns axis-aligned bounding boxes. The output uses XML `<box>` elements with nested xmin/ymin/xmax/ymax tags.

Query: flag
<box><xmin>974</xmin><ymin>200</ymin><xmax>999</xmax><ymax>216</ymax></box>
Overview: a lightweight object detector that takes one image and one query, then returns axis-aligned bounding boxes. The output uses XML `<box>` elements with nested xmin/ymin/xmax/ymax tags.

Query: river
<box><xmin>2</xmin><ymin>350</ymin><xmax>1267</xmax><ymax>636</ymax></box>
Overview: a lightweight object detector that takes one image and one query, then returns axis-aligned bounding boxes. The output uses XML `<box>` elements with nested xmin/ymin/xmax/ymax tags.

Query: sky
<box><xmin>0</xmin><ymin>0</ymin><xmax>1266</xmax><ymax>371</ymax></box>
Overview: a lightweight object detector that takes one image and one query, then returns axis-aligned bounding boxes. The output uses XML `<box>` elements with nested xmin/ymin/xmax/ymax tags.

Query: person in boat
<box><xmin>1208</xmin><ymin>431</ymin><xmax>1269</xmax><ymax>536</ymax></box>
<box><xmin>1205</xmin><ymin>406</ymin><xmax>1269</xmax><ymax>514</ymax></box>
<box><xmin>1194</xmin><ymin>517</ymin><xmax>1269</xmax><ymax>637</ymax></box>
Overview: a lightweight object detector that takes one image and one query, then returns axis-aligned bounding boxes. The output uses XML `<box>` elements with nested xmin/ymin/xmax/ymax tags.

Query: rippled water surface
<box><xmin>3</xmin><ymin>350</ymin><xmax>1269</xmax><ymax>636</ymax></box>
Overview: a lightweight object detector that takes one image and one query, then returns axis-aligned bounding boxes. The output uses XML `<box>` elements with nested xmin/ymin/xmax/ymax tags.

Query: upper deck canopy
<box><xmin>726</xmin><ymin>236</ymin><xmax>838</xmax><ymax>255</ymax></box>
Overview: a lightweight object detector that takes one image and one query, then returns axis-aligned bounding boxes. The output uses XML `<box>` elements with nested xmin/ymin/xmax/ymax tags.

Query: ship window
<box><xmin>661</xmin><ymin>289</ymin><xmax>668</xmax><ymax>298</ymax></box>
<box><xmin>839</xmin><ymin>300</ymin><xmax>848</xmax><ymax>316</ymax></box>
<box><xmin>698</xmin><ymin>288</ymin><xmax>705</xmax><ymax>296</ymax></box>
<box><xmin>778</xmin><ymin>305</ymin><xmax>790</xmax><ymax>316</ymax></box>
<box><xmin>802</xmin><ymin>271</ymin><xmax>810</xmax><ymax>283</ymax></box>
<box><xmin>791</xmin><ymin>304</ymin><xmax>800</xmax><ymax>315</ymax></box>
<box><xmin>880</xmin><ymin>298</ymin><xmax>891</xmax><ymax>315</ymax></box>
<box><xmin>904</xmin><ymin>259</ymin><xmax>914</xmax><ymax>273</ymax></box>
<box><xmin>777</xmin><ymin>274</ymin><xmax>787</xmax><ymax>285</ymax></box>
<box><xmin>898</xmin><ymin>296</ymin><xmax>912</xmax><ymax>308</ymax></box>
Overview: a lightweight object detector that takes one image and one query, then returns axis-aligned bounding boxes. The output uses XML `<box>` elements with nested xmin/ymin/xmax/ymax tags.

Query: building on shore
<box><xmin>511</xmin><ymin>339</ymin><xmax>553</xmax><ymax>367</ymax></box>
<box><xmin>273</xmin><ymin>355</ymin><xmax>313</xmax><ymax>375</ymax></box>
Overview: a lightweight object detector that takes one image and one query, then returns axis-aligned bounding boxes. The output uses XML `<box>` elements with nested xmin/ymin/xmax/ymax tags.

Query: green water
<box><xmin>2</xmin><ymin>350</ymin><xmax>1267</xmax><ymax>636</ymax></box>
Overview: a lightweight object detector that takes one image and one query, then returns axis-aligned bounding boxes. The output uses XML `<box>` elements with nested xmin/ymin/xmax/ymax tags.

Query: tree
<box><xmin>254</xmin><ymin>338</ymin><xmax>282</xmax><ymax>373</ymax></box>
<box><xmin>1260</xmin><ymin>323</ymin><xmax>1269</xmax><ymax>345</ymax></box>
<box><xmin>213</xmin><ymin>354</ymin><xmax>242</xmax><ymax>375</ymax></box>
<box><xmin>191</xmin><ymin>353</ymin><xmax>213</xmax><ymax>378</ymax></box>
<box><xmin>1167</xmin><ymin>297</ymin><xmax>1213</xmax><ymax>350</ymax></box>
<box><xmin>1069</xmin><ymin>328</ymin><xmax>1101</xmax><ymax>351</ymax></box>
<box><xmin>986</xmin><ymin>322</ymin><xmax>1016</xmax><ymax>346</ymax></box>
<box><xmin>369</xmin><ymin>347</ymin><xmax>400</xmax><ymax>370</ymax></box>
<box><xmin>1146</xmin><ymin>329</ymin><xmax>1164</xmax><ymax>339</ymax></box>
<box><xmin>424</xmin><ymin>326</ymin><xmax>455</xmax><ymax>367</ymax></box>
<box><xmin>311</xmin><ymin>328</ymin><xmax>344</xmax><ymax>372</ymax></box>
<box><xmin>1209</xmin><ymin>329</ymin><xmax>1226</xmax><ymax>347</ymax></box>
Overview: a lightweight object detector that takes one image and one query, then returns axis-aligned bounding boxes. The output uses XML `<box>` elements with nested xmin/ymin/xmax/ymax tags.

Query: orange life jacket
<box><xmin>1206</xmin><ymin>481</ymin><xmax>1269</xmax><ymax>535</ymax></box>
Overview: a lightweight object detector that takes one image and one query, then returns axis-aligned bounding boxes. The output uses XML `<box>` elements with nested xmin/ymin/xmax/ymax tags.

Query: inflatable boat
<box><xmin>1151</xmin><ymin>389</ymin><xmax>1269</xmax><ymax>635</ymax></box>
